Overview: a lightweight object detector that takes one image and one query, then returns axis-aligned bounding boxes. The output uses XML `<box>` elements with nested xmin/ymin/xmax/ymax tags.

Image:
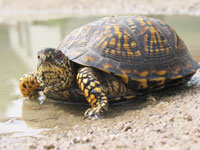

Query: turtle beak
<box><xmin>37</xmin><ymin>50</ymin><xmax>54</xmax><ymax>63</ymax></box>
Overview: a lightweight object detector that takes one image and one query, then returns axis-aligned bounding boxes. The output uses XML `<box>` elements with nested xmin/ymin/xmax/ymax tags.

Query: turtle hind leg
<box><xmin>19</xmin><ymin>72</ymin><xmax>42</xmax><ymax>98</ymax></box>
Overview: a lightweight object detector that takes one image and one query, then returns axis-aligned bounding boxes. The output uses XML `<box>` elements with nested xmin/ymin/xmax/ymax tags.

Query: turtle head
<box><xmin>37</xmin><ymin>48</ymin><xmax>66</xmax><ymax>68</ymax></box>
<box><xmin>37</xmin><ymin>48</ymin><xmax>74</xmax><ymax>89</ymax></box>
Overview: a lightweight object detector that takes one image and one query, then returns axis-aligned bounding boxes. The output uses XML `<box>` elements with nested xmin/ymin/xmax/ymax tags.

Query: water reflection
<box><xmin>0</xmin><ymin>15</ymin><xmax>200</xmax><ymax>136</ymax></box>
<box><xmin>8</xmin><ymin>17</ymin><xmax>101</xmax><ymax>69</ymax></box>
<box><xmin>21</xmin><ymin>99</ymin><xmax>87</xmax><ymax>129</ymax></box>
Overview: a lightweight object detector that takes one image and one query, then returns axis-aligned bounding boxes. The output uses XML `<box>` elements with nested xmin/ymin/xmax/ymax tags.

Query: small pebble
<box><xmin>44</xmin><ymin>144</ymin><xmax>55</xmax><ymax>149</ymax></box>
<box><xmin>29</xmin><ymin>145</ymin><xmax>37</xmax><ymax>149</ymax></box>
<box><xmin>82</xmin><ymin>137</ymin><xmax>90</xmax><ymax>143</ymax></box>
<box><xmin>110</xmin><ymin>135</ymin><xmax>116</xmax><ymax>141</ymax></box>
<box><xmin>183</xmin><ymin>114</ymin><xmax>193</xmax><ymax>121</ymax></box>
<box><xmin>124</xmin><ymin>125</ymin><xmax>132</xmax><ymax>132</ymax></box>
<box><xmin>160</xmin><ymin>141</ymin><xmax>166</xmax><ymax>145</ymax></box>
<box><xmin>72</xmin><ymin>137</ymin><xmax>81</xmax><ymax>144</ymax></box>
<box><xmin>169</xmin><ymin>117</ymin><xmax>175</xmax><ymax>122</ymax></box>
<box><xmin>91</xmin><ymin>145</ymin><xmax>96</xmax><ymax>149</ymax></box>
<box><xmin>147</xmin><ymin>96</ymin><xmax>157</xmax><ymax>103</ymax></box>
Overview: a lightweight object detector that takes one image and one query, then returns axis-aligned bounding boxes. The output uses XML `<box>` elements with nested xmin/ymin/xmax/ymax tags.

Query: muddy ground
<box><xmin>0</xmin><ymin>0</ymin><xmax>200</xmax><ymax>150</ymax></box>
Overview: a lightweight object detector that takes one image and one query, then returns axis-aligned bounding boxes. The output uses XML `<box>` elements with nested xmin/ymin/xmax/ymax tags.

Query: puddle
<box><xmin>0</xmin><ymin>119</ymin><xmax>47</xmax><ymax>137</ymax></box>
<box><xmin>0</xmin><ymin>15</ymin><xmax>200</xmax><ymax>137</ymax></box>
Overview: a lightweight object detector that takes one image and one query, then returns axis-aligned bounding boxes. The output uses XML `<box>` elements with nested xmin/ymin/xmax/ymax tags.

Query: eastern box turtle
<box><xmin>19</xmin><ymin>16</ymin><xmax>199</xmax><ymax>119</ymax></box>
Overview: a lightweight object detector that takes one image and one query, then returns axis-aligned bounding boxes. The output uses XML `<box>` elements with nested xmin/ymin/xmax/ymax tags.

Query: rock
<box><xmin>91</xmin><ymin>145</ymin><xmax>96</xmax><ymax>149</ymax></box>
<box><xmin>72</xmin><ymin>137</ymin><xmax>81</xmax><ymax>144</ymax></box>
<box><xmin>81</xmin><ymin>137</ymin><xmax>90</xmax><ymax>143</ymax></box>
<box><xmin>147</xmin><ymin>95</ymin><xmax>157</xmax><ymax>103</ymax></box>
<box><xmin>124</xmin><ymin>125</ymin><xmax>132</xmax><ymax>132</ymax></box>
<box><xmin>44</xmin><ymin>144</ymin><xmax>55</xmax><ymax>149</ymax></box>
<box><xmin>29</xmin><ymin>145</ymin><xmax>37</xmax><ymax>149</ymax></box>
<box><xmin>183</xmin><ymin>114</ymin><xmax>193</xmax><ymax>121</ymax></box>
<box><xmin>169</xmin><ymin>117</ymin><xmax>175</xmax><ymax>122</ymax></box>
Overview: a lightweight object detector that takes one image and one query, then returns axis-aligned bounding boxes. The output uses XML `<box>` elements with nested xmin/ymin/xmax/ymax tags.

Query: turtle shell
<box><xmin>57</xmin><ymin>16</ymin><xmax>199</xmax><ymax>80</ymax></box>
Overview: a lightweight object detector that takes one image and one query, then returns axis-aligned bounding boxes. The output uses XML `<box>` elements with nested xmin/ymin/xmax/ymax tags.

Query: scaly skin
<box><xmin>19</xmin><ymin>72</ymin><xmax>43</xmax><ymax>98</ymax></box>
<box><xmin>77</xmin><ymin>67</ymin><xmax>108</xmax><ymax>119</ymax></box>
<box><xmin>19</xmin><ymin>48</ymin><xmax>136</xmax><ymax>119</ymax></box>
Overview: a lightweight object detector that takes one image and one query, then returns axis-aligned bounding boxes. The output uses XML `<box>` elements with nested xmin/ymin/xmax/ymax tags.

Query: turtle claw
<box><xmin>84</xmin><ymin>108</ymin><xmax>102</xmax><ymax>120</ymax></box>
<box><xmin>84</xmin><ymin>105</ymin><xmax>108</xmax><ymax>120</ymax></box>
<box><xmin>37</xmin><ymin>91</ymin><xmax>46</xmax><ymax>104</ymax></box>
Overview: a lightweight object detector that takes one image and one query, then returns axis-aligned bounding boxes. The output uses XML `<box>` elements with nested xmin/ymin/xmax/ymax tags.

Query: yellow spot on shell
<box><xmin>149</xmin><ymin>77</ymin><xmax>166</xmax><ymax>85</ymax></box>
<box><xmin>131</xmin><ymin>41</ymin><xmax>137</xmax><ymax>48</ymax></box>
<box><xmin>135</xmin><ymin>50</ymin><xmax>141</xmax><ymax>56</ymax></box>
<box><xmin>128</xmin><ymin>51</ymin><xmax>134</xmax><ymax>56</ymax></box>
<box><xmin>114</xmin><ymin>26</ymin><xmax>122</xmax><ymax>38</ymax></box>
<box><xmin>84</xmin><ymin>56</ymin><xmax>94</xmax><ymax>63</ymax></box>
<box><xmin>105</xmin><ymin>49</ymin><xmax>110</xmax><ymax>54</ymax></box>
<box><xmin>123</xmin><ymin>35</ymin><xmax>130</xmax><ymax>42</ymax></box>
<box><xmin>136</xmin><ymin>18</ymin><xmax>146</xmax><ymax>26</ymax></box>
<box><xmin>134</xmin><ymin>70</ymin><xmax>149</xmax><ymax>77</ymax></box>
<box><xmin>171</xmin><ymin>67</ymin><xmax>181</xmax><ymax>74</ymax></box>
<box><xmin>155</xmin><ymin>49</ymin><xmax>160</xmax><ymax>54</ymax></box>
<box><xmin>109</xmin><ymin>38</ymin><xmax>116</xmax><ymax>47</ymax></box>
<box><xmin>170</xmin><ymin>75</ymin><xmax>183</xmax><ymax>80</ymax></box>
<box><xmin>146</xmin><ymin>20</ymin><xmax>152</xmax><ymax>25</ymax></box>
<box><xmin>120</xmin><ymin>74</ymin><xmax>129</xmax><ymax>84</ymax></box>
<box><xmin>95</xmin><ymin>34</ymin><xmax>112</xmax><ymax>48</ymax></box>
<box><xmin>102</xmin><ymin>63</ymin><xmax>114</xmax><ymax>69</ymax></box>
<box><xmin>116</xmin><ymin>41</ymin><xmax>121</xmax><ymax>51</ymax></box>
<box><xmin>101</xmin><ymin>41</ymin><xmax>108</xmax><ymax>49</ymax></box>
<box><xmin>123</xmin><ymin>35</ymin><xmax>135</xmax><ymax>56</ymax></box>
<box><xmin>152</xmin><ymin>70</ymin><xmax>167</xmax><ymax>76</ymax></box>
<box><xmin>118</xmin><ymin>68</ymin><xmax>131</xmax><ymax>74</ymax></box>
<box><xmin>105</xmin><ymin>26</ymin><xmax>111</xmax><ymax>30</ymax></box>
<box><xmin>110</xmin><ymin>49</ymin><xmax>116</xmax><ymax>55</ymax></box>
<box><xmin>136</xmin><ymin>79</ymin><xmax>148</xmax><ymax>89</ymax></box>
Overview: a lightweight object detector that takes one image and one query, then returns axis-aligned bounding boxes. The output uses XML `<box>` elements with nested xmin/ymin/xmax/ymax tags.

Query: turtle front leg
<box><xmin>77</xmin><ymin>67</ymin><xmax>109</xmax><ymax>119</ymax></box>
<box><xmin>19</xmin><ymin>72</ymin><xmax>43</xmax><ymax>98</ymax></box>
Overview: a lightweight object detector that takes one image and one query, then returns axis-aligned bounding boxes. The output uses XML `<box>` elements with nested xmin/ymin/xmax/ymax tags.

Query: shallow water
<box><xmin>0</xmin><ymin>15</ymin><xmax>200</xmax><ymax>136</ymax></box>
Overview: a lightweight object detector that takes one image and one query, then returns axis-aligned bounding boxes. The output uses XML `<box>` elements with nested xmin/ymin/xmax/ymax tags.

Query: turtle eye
<box><xmin>58</xmin><ymin>51</ymin><xmax>63</xmax><ymax>59</ymax></box>
<box><xmin>37</xmin><ymin>54</ymin><xmax>40</xmax><ymax>59</ymax></box>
